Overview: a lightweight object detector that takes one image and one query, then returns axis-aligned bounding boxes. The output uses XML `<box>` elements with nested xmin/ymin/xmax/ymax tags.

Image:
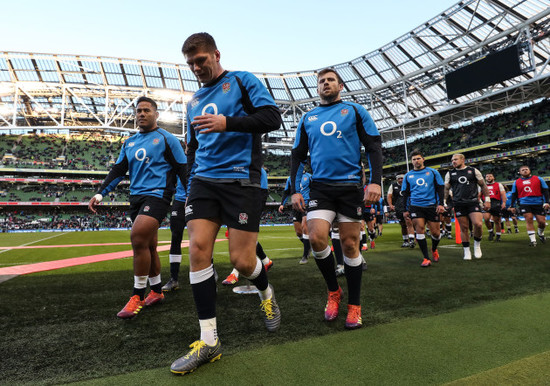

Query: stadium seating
<box><xmin>1</xmin><ymin>99</ymin><xmax>549</xmax><ymax>230</ymax></box>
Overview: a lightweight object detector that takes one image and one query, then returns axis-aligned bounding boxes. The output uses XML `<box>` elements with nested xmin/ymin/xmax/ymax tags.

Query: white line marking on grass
<box><xmin>439</xmin><ymin>244</ymin><xmax>463</xmax><ymax>249</ymax></box>
<box><xmin>0</xmin><ymin>232</ymin><xmax>66</xmax><ymax>255</ymax></box>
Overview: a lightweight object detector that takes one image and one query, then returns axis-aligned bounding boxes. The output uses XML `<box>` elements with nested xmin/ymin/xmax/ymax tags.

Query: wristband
<box><xmin>93</xmin><ymin>194</ymin><xmax>103</xmax><ymax>203</ymax></box>
<box><xmin>484</xmin><ymin>197</ymin><xmax>490</xmax><ymax>203</ymax></box>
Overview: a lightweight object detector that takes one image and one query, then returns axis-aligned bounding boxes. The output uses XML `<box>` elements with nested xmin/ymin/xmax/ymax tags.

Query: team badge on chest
<box><xmin>222</xmin><ymin>82</ymin><xmax>231</xmax><ymax>94</ymax></box>
<box><xmin>340</xmin><ymin>108</ymin><xmax>349</xmax><ymax>116</ymax></box>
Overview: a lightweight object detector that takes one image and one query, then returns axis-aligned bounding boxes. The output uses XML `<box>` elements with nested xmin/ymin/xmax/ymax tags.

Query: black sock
<box><xmin>361</xmin><ymin>233</ymin><xmax>367</xmax><ymax>245</ymax></box>
<box><xmin>462</xmin><ymin>241</ymin><xmax>470</xmax><ymax>248</ymax></box>
<box><xmin>474</xmin><ymin>236</ymin><xmax>482</xmax><ymax>242</ymax></box>
<box><xmin>301</xmin><ymin>238</ymin><xmax>311</xmax><ymax>258</ymax></box>
<box><xmin>150</xmin><ymin>282</ymin><xmax>162</xmax><ymax>294</ymax></box>
<box><xmin>331</xmin><ymin>238</ymin><xmax>344</xmax><ymax>265</ymax></box>
<box><xmin>133</xmin><ymin>287</ymin><xmax>146</xmax><ymax>300</ymax></box>
<box><xmin>417</xmin><ymin>238</ymin><xmax>429</xmax><ymax>259</ymax></box>
<box><xmin>344</xmin><ymin>263</ymin><xmax>362</xmax><ymax>305</ymax></box>
<box><xmin>368</xmin><ymin>231</ymin><xmax>376</xmax><ymax>241</ymax></box>
<box><xmin>256</xmin><ymin>242</ymin><xmax>267</xmax><ymax>260</ymax></box>
<box><xmin>248</xmin><ymin>265</ymin><xmax>269</xmax><ymax>292</ymax></box>
<box><xmin>170</xmin><ymin>262</ymin><xmax>181</xmax><ymax>281</ymax></box>
<box><xmin>446</xmin><ymin>224</ymin><xmax>452</xmax><ymax>233</ymax></box>
<box><xmin>191</xmin><ymin>275</ymin><xmax>217</xmax><ymax>320</ymax></box>
<box><xmin>314</xmin><ymin>252</ymin><xmax>339</xmax><ymax>292</ymax></box>
<box><xmin>431</xmin><ymin>236</ymin><xmax>440</xmax><ymax>252</ymax></box>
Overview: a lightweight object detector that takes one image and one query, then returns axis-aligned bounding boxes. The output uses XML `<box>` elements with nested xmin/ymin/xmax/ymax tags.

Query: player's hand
<box><xmin>510</xmin><ymin>207</ymin><xmax>516</xmax><ymax>214</ymax></box>
<box><xmin>501</xmin><ymin>203</ymin><xmax>506</xmax><ymax>210</ymax></box>
<box><xmin>483</xmin><ymin>201</ymin><xmax>491</xmax><ymax>211</ymax></box>
<box><xmin>278</xmin><ymin>205</ymin><xmax>284</xmax><ymax>213</ymax></box>
<box><xmin>88</xmin><ymin>194</ymin><xmax>102</xmax><ymax>213</ymax></box>
<box><xmin>543</xmin><ymin>203</ymin><xmax>550</xmax><ymax>210</ymax></box>
<box><xmin>436</xmin><ymin>205</ymin><xmax>445</xmax><ymax>214</ymax></box>
<box><xmin>291</xmin><ymin>193</ymin><xmax>306</xmax><ymax>213</ymax></box>
<box><xmin>389</xmin><ymin>204</ymin><xmax>395</xmax><ymax>211</ymax></box>
<box><xmin>370</xmin><ymin>208</ymin><xmax>376</xmax><ymax>214</ymax></box>
<box><xmin>403</xmin><ymin>211</ymin><xmax>410</xmax><ymax>219</ymax></box>
<box><xmin>192</xmin><ymin>113</ymin><xmax>227</xmax><ymax>134</ymax></box>
<box><xmin>364</xmin><ymin>183</ymin><xmax>381</xmax><ymax>205</ymax></box>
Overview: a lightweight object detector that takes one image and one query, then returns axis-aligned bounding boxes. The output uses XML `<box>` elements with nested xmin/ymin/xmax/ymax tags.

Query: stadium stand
<box><xmin>0</xmin><ymin>1</ymin><xmax>548</xmax><ymax>231</ymax></box>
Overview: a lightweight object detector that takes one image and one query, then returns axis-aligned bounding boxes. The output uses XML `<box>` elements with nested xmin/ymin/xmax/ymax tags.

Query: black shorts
<box><xmin>440</xmin><ymin>208</ymin><xmax>452</xmax><ymax>218</ymax></box>
<box><xmin>363</xmin><ymin>209</ymin><xmax>376</xmax><ymax>222</ymax></box>
<box><xmin>128</xmin><ymin>195</ymin><xmax>170</xmax><ymax>224</ymax></box>
<box><xmin>292</xmin><ymin>209</ymin><xmax>304</xmax><ymax>223</ymax></box>
<box><xmin>395</xmin><ymin>210</ymin><xmax>405</xmax><ymax>222</ymax></box>
<box><xmin>454</xmin><ymin>202</ymin><xmax>482</xmax><ymax>217</ymax></box>
<box><xmin>409</xmin><ymin>205</ymin><xmax>440</xmax><ymax>222</ymax></box>
<box><xmin>170</xmin><ymin>199</ymin><xmax>187</xmax><ymax>230</ymax></box>
<box><xmin>308</xmin><ymin>181</ymin><xmax>363</xmax><ymax>220</ymax></box>
<box><xmin>376</xmin><ymin>214</ymin><xmax>384</xmax><ymax>223</ymax></box>
<box><xmin>501</xmin><ymin>208</ymin><xmax>515</xmax><ymax>218</ymax></box>
<box><xmin>486</xmin><ymin>200</ymin><xmax>502</xmax><ymax>217</ymax></box>
<box><xmin>186</xmin><ymin>178</ymin><xmax>263</xmax><ymax>232</ymax></box>
<box><xmin>519</xmin><ymin>204</ymin><xmax>546</xmax><ymax>216</ymax></box>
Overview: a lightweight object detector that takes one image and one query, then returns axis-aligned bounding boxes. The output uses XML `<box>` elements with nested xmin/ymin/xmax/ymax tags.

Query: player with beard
<box><xmin>401</xmin><ymin>150</ymin><xmax>445</xmax><ymax>267</ymax></box>
<box><xmin>482</xmin><ymin>173</ymin><xmax>506</xmax><ymax>242</ymax></box>
<box><xmin>510</xmin><ymin>165</ymin><xmax>550</xmax><ymax>246</ymax></box>
<box><xmin>444</xmin><ymin>154</ymin><xmax>490</xmax><ymax>260</ymax></box>
<box><xmin>291</xmin><ymin>68</ymin><xmax>383</xmax><ymax>329</ymax></box>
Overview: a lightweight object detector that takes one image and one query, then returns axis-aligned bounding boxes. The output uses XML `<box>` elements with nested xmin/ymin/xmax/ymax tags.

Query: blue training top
<box><xmin>290</xmin><ymin>100</ymin><xmax>383</xmax><ymax>193</ymax></box>
<box><xmin>98</xmin><ymin>128</ymin><xmax>187</xmax><ymax>202</ymax></box>
<box><xmin>401</xmin><ymin>167</ymin><xmax>445</xmax><ymax>209</ymax></box>
<box><xmin>186</xmin><ymin>70</ymin><xmax>281</xmax><ymax>189</ymax></box>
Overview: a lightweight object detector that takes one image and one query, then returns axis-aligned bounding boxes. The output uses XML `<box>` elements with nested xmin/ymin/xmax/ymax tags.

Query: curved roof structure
<box><xmin>0</xmin><ymin>0</ymin><xmax>549</xmax><ymax>148</ymax></box>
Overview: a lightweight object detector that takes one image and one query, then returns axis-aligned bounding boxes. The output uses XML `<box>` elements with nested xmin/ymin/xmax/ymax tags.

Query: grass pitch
<box><xmin>1</xmin><ymin>223</ymin><xmax>549</xmax><ymax>385</ymax></box>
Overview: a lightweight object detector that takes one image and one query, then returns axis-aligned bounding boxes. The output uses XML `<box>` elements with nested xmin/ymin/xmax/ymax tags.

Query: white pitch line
<box><xmin>213</xmin><ymin>247</ymin><xmax>301</xmax><ymax>255</ymax></box>
<box><xmin>0</xmin><ymin>232</ymin><xmax>66</xmax><ymax>255</ymax></box>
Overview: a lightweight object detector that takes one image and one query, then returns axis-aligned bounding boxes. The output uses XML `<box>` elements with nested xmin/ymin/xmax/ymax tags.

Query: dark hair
<box><xmin>135</xmin><ymin>96</ymin><xmax>157</xmax><ymax>110</ymax></box>
<box><xmin>182</xmin><ymin>32</ymin><xmax>217</xmax><ymax>55</ymax></box>
<box><xmin>317</xmin><ymin>68</ymin><xmax>344</xmax><ymax>85</ymax></box>
<box><xmin>410</xmin><ymin>149</ymin><xmax>423</xmax><ymax>158</ymax></box>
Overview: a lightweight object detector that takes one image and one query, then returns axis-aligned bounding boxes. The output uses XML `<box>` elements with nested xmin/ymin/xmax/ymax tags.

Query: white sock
<box><xmin>261</xmin><ymin>257</ymin><xmax>271</xmax><ymax>266</ymax></box>
<box><xmin>230</xmin><ymin>268</ymin><xmax>239</xmax><ymax>278</ymax></box>
<box><xmin>148</xmin><ymin>274</ymin><xmax>161</xmax><ymax>286</ymax></box>
<box><xmin>259</xmin><ymin>285</ymin><xmax>273</xmax><ymax>301</ymax></box>
<box><xmin>169</xmin><ymin>254</ymin><xmax>182</xmax><ymax>264</ymax></box>
<box><xmin>528</xmin><ymin>231</ymin><xmax>536</xmax><ymax>242</ymax></box>
<box><xmin>134</xmin><ymin>275</ymin><xmax>148</xmax><ymax>289</ymax></box>
<box><xmin>537</xmin><ymin>228</ymin><xmax>545</xmax><ymax>236</ymax></box>
<box><xmin>199</xmin><ymin>318</ymin><xmax>218</xmax><ymax>346</ymax></box>
<box><xmin>312</xmin><ymin>246</ymin><xmax>331</xmax><ymax>259</ymax></box>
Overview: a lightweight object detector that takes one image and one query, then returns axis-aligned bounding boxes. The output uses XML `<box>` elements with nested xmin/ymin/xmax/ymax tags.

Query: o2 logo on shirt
<box><xmin>320</xmin><ymin>121</ymin><xmax>342</xmax><ymax>139</ymax></box>
<box><xmin>458</xmin><ymin>176</ymin><xmax>470</xmax><ymax>185</ymax></box>
<box><xmin>201</xmin><ymin>103</ymin><xmax>218</xmax><ymax>115</ymax></box>
<box><xmin>415</xmin><ymin>178</ymin><xmax>428</xmax><ymax>187</ymax></box>
<box><xmin>135</xmin><ymin>148</ymin><xmax>150</xmax><ymax>163</ymax></box>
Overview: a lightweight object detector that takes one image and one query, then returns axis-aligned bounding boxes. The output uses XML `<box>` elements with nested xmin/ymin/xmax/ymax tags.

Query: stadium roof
<box><xmin>0</xmin><ymin>0</ymin><xmax>549</xmax><ymax>147</ymax></box>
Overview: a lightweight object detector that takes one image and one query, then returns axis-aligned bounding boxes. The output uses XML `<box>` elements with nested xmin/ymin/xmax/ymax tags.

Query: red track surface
<box><xmin>0</xmin><ymin>239</ymin><xmax>227</xmax><ymax>276</ymax></box>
